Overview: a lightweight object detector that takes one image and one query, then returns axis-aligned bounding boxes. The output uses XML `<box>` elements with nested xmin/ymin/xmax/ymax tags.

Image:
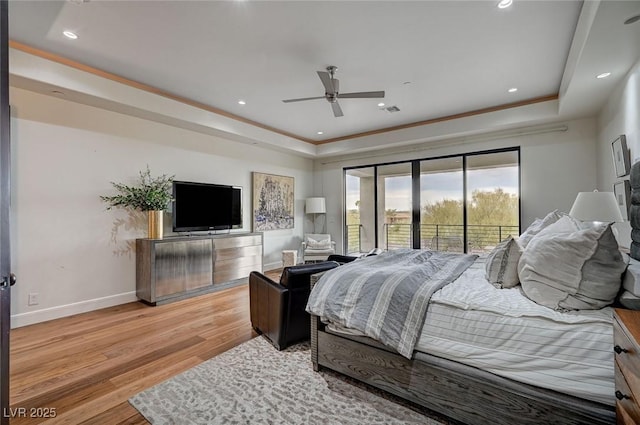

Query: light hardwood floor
<box><xmin>8</xmin><ymin>280</ymin><xmax>269</xmax><ymax>425</ymax></box>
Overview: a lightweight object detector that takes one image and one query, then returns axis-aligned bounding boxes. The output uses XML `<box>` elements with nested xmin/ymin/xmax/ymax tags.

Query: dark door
<box><xmin>0</xmin><ymin>1</ymin><xmax>13</xmax><ymax>423</ymax></box>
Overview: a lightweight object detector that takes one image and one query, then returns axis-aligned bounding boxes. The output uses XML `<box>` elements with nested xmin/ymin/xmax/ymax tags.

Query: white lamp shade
<box><xmin>306</xmin><ymin>197</ymin><xmax>326</xmax><ymax>214</ymax></box>
<box><xmin>569</xmin><ymin>191</ymin><xmax>623</xmax><ymax>222</ymax></box>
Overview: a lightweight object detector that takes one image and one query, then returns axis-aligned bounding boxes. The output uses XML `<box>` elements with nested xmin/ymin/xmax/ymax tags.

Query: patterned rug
<box><xmin>129</xmin><ymin>336</ymin><xmax>456</xmax><ymax>425</ymax></box>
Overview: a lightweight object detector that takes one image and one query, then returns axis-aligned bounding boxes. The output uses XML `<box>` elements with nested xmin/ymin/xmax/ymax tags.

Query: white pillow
<box><xmin>619</xmin><ymin>291</ymin><xmax>640</xmax><ymax>310</ymax></box>
<box><xmin>517</xmin><ymin>210</ymin><xmax>564</xmax><ymax>249</ymax></box>
<box><xmin>518</xmin><ymin>215</ymin><xmax>627</xmax><ymax>310</ymax></box>
<box><xmin>307</xmin><ymin>237</ymin><xmax>331</xmax><ymax>249</ymax></box>
<box><xmin>485</xmin><ymin>236</ymin><xmax>522</xmax><ymax>288</ymax></box>
<box><xmin>623</xmin><ymin>257</ymin><xmax>640</xmax><ymax>296</ymax></box>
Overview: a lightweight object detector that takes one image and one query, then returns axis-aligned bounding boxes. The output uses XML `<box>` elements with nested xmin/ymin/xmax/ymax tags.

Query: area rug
<box><xmin>129</xmin><ymin>336</ymin><xmax>456</xmax><ymax>425</ymax></box>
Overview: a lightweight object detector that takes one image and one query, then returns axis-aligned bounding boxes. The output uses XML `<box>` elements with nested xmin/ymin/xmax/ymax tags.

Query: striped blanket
<box><xmin>306</xmin><ymin>249</ymin><xmax>477</xmax><ymax>358</ymax></box>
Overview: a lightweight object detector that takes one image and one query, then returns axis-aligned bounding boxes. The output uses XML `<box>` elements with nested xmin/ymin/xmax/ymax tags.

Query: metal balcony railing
<box><xmin>346</xmin><ymin>224</ymin><xmax>362</xmax><ymax>254</ymax></box>
<box><xmin>376</xmin><ymin>223</ymin><xmax>519</xmax><ymax>253</ymax></box>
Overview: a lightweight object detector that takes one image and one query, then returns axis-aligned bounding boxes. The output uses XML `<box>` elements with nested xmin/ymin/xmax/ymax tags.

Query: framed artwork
<box><xmin>252</xmin><ymin>172</ymin><xmax>294</xmax><ymax>231</ymax></box>
<box><xmin>612</xmin><ymin>135</ymin><xmax>631</xmax><ymax>177</ymax></box>
<box><xmin>614</xmin><ymin>180</ymin><xmax>631</xmax><ymax>221</ymax></box>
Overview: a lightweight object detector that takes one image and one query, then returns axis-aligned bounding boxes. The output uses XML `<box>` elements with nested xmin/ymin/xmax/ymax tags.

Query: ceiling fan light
<box><xmin>497</xmin><ymin>0</ymin><xmax>512</xmax><ymax>9</ymax></box>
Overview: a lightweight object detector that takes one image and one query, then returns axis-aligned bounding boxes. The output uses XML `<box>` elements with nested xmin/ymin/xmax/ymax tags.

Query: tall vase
<box><xmin>148</xmin><ymin>210</ymin><xmax>163</xmax><ymax>239</ymax></box>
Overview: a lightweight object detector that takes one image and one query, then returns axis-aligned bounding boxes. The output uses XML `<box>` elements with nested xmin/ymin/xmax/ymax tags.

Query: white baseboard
<box><xmin>264</xmin><ymin>261</ymin><xmax>282</xmax><ymax>271</ymax></box>
<box><xmin>11</xmin><ymin>291</ymin><xmax>138</xmax><ymax>328</ymax></box>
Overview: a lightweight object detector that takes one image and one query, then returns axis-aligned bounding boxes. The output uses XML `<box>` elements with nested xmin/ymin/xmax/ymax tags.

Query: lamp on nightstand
<box><xmin>569</xmin><ymin>190</ymin><xmax>624</xmax><ymax>241</ymax></box>
<box><xmin>569</xmin><ymin>190</ymin><xmax>623</xmax><ymax>223</ymax></box>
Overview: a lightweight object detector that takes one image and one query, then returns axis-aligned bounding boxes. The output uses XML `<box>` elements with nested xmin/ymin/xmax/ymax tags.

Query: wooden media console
<box><xmin>136</xmin><ymin>232</ymin><xmax>263</xmax><ymax>305</ymax></box>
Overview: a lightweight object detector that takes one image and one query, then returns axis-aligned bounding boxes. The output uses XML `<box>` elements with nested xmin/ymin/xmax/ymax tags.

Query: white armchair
<box><xmin>302</xmin><ymin>233</ymin><xmax>336</xmax><ymax>263</ymax></box>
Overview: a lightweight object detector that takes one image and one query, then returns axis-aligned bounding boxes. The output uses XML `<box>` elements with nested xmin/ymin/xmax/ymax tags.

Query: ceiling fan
<box><xmin>282</xmin><ymin>66</ymin><xmax>385</xmax><ymax>117</ymax></box>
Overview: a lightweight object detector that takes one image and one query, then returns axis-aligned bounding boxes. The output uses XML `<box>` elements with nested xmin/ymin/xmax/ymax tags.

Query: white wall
<box><xmin>314</xmin><ymin>117</ymin><xmax>599</xmax><ymax>253</ymax></box>
<box><xmin>596</xmin><ymin>59</ymin><xmax>640</xmax><ymax>249</ymax></box>
<box><xmin>14</xmin><ymin>59</ymin><xmax>632</xmax><ymax>327</ymax></box>
<box><xmin>9</xmin><ymin>87</ymin><xmax>314</xmax><ymax>327</ymax></box>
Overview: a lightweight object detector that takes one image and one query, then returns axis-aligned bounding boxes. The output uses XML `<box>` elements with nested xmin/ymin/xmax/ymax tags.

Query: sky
<box><xmin>346</xmin><ymin>166</ymin><xmax>518</xmax><ymax>211</ymax></box>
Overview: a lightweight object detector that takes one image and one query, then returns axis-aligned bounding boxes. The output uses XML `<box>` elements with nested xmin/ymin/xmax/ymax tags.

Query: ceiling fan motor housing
<box><xmin>326</xmin><ymin>79</ymin><xmax>339</xmax><ymax>102</ymax></box>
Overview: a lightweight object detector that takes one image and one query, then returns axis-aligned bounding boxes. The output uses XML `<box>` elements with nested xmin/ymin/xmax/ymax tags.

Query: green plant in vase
<box><xmin>101</xmin><ymin>166</ymin><xmax>174</xmax><ymax>239</ymax></box>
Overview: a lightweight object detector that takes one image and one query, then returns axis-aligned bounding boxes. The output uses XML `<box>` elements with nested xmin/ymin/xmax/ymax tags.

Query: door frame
<box><xmin>0</xmin><ymin>0</ymin><xmax>12</xmax><ymax>422</ymax></box>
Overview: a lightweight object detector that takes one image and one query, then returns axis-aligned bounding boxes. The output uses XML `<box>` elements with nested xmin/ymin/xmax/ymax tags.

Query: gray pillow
<box><xmin>518</xmin><ymin>215</ymin><xmax>627</xmax><ymax>310</ymax></box>
<box><xmin>485</xmin><ymin>236</ymin><xmax>522</xmax><ymax>288</ymax></box>
<box><xmin>518</xmin><ymin>210</ymin><xmax>564</xmax><ymax>249</ymax></box>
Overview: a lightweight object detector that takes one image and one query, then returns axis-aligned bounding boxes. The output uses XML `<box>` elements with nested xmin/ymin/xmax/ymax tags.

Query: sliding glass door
<box><xmin>466</xmin><ymin>151</ymin><xmax>519</xmax><ymax>254</ymax></box>
<box><xmin>420</xmin><ymin>157</ymin><xmax>464</xmax><ymax>252</ymax></box>
<box><xmin>343</xmin><ymin>148</ymin><xmax>520</xmax><ymax>254</ymax></box>
<box><xmin>345</xmin><ymin>167</ymin><xmax>375</xmax><ymax>254</ymax></box>
<box><xmin>377</xmin><ymin>163</ymin><xmax>412</xmax><ymax>250</ymax></box>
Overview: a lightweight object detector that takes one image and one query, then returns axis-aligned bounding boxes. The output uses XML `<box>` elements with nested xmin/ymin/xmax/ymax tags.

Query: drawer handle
<box><xmin>616</xmin><ymin>390</ymin><xmax>631</xmax><ymax>401</ymax></box>
<box><xmin>614</xmin><ymin>345</ymin><xmax>629</xmax><ymax>354</ymax></box>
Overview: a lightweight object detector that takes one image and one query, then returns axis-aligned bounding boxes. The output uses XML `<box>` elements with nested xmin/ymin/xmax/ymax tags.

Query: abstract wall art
<box><xmin>252</xmin><ymin>172</ymin><xmax>294</xmax><ymax>231</ymax></box>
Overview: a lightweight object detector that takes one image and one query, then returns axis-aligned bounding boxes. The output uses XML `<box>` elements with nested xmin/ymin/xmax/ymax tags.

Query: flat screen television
<box><xmin>172</xmin><ymin>181</ymin><xmax>242</xmax><ymax>232</ymax></box>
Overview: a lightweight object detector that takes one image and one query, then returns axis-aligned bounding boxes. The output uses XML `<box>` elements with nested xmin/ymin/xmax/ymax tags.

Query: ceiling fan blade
<box><xmin>331</xmin><ymin>102</ymin><xmax>344</xmax><ymax>117</ymax></box>
<box><xmin>317</xmin><ymin>71</ymin><xmax>335</xmax><ymax>94</ymax></box>
<box><xmin>339</xmin><ymin>91</ymin><xmax>385</xmax><ymax>99</ymax></box>
<box><xmin>282</xmin><ymin>96</ymin><xmax>326</xmax><ymax>103</ymax></box>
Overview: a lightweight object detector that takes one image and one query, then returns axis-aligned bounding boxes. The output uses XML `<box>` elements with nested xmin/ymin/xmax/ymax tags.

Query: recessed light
<box><xmin>317</xmin><ymin>131</ymin><xmax>324</xmax><ymax>135</ymax></box>
<box><xmin>63</xmin><ymin>30</ymin><xmax>78</xmax><ymax>39</ymax></box>
<box><xmin>497</xmin><ymin>0</ymin><xmax>513</xmax><ymax>8</ymax></box>
<box><xmin>508</xmin><ymin>88</ymin><xmax>518</xmax><ymax>93</ymax></box>
<box><xmin>238</xmin><ymin>100</ymin><xmax>246</xmax><ymax>105</ymax></box>
<box><xmin>378</xmin><ymin>103</ymin><xmax>385</xmax><ymax>107</ymax></box>
<box><xmin>596</xmin><ymin>72</ymin><xmax>611</xmax><ymax>79</ymax></box>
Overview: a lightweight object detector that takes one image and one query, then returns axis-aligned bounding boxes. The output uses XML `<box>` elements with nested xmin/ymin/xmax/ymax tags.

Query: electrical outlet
<box><xmin>28</xmin><ymin>292</ymin><xmax>39</xmax><ymax>306</ymax></box>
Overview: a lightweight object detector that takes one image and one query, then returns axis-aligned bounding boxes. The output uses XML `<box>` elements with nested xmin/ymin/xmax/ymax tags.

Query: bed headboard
<box><xmin>630</xmin><ymin>161</ymin><xmax>640</xmax><ymax>260</ymax></box>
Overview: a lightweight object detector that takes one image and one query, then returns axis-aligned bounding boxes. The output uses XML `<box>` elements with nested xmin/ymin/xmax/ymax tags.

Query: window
<box><xmin>343</xmin><ymin>148</ymin><xmax>520</xmax><ymax>253</ymax></box>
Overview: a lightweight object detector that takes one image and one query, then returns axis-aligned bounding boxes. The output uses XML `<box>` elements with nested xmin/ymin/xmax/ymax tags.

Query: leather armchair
<box><xmin>249</xmin><ymin>261</ymin><xmax>339</xmax><ymax>350</ymax></box>
<box><xmin>327</xmin><ymin>254</ymin><xmax>358</xmax><ymax>264</ymax></box>
<box><xmin>327</xmin><ymin>249</ymin><xmax>381</xmax><ymax>264</ymax></box>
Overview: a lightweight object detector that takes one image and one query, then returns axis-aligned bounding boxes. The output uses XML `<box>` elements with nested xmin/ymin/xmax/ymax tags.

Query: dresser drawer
<box><xmin>614</xmin><ymin>310</ymin><xmax>640</xmax><ymax>425</ymax></box>
<box><xmin>616</xmin><ymin>363</ymin><xmax>640</xmax><ymax>424</ymax></box>
<box><xmin>214</xmin><ymin>235</ymin><xmax>262</xmax><ymax>250</ymax></box>
<box><xmin>614</xmin><ymin>319</ymin><xmax>640</xmax><ymax>396</ymax></box>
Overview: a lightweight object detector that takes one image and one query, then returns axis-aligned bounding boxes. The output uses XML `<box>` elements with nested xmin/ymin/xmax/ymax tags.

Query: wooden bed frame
<box><xmin>310</xmin><ymin>315</ymin><xmax>615</xmax><ymax>425</ymax></box>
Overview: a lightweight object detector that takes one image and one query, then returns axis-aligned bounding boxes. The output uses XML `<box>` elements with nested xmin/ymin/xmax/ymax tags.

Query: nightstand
<box><xmin>613</xmin><ymin>309</ymin><xmax>640</xmax><ymax>424</ymax></box>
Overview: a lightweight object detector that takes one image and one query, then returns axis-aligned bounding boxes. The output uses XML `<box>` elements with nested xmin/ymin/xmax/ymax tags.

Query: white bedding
<box><xmin>328</xmin><ymin>259</ymin><xmax>615</xmax><ymax>406</ymax></box>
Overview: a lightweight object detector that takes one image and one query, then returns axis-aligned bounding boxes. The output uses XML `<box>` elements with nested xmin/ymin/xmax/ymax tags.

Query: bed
<box><xmin>307</xmin><ymin>214</ymin><xmax>627</xmax><ymax>425</ymax></box>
